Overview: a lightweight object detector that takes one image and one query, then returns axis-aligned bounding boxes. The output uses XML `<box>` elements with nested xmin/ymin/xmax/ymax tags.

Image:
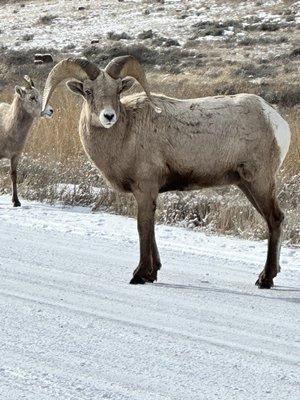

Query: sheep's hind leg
<box><xmin>238</xmin><ymin>179</ymin><xmax>284</xmax><ymax>289</ymax></box>
<box><xmin>130</xmin><ymin>189</ymin><xmax>158</xmax><ymax>284</ymax></box>
<box><xmin>10</xmin><ymin>155</ymin><xmax>21</xmax><ymax>207</ymax></box>
<box><xmin>255</xmin><ymin>196</ymin><xmax>284</xmax><ymax>289</ymax></box>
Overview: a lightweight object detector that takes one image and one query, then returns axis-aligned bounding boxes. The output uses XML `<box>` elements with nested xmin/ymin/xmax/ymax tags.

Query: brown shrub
<box><xmin>38</xmin><ymin>14</ymin><xmax>58</xmax><ymax>25</ymax></box>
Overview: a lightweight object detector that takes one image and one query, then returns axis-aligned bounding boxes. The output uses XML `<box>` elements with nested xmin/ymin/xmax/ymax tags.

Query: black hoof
<box><xmin>130</xmin><ymin>275</ymin><xmax>146</xmax><ymax>285</ymax></box>
<box><xmin>148</xmin><ymin>271</ymin><xmax>158</xmax><ymax>282</ymax></box>
<box><xmin>13</xmin><ymin>201</ymin><xmax>21</xmax><ymax>207</ymax></box>
<box><xmin>155</xmin><ymin>262</ymin><xmax>162</xmax><ymax>271</ymax></box>
<box><xmin>255</xmin><ymin>278</ymin><xmax>274</xmax><ymax>289</ymax></box>
<box><xmin>130</xmin><ymin>272</ymin><xmax>157</xmax><ymax>284</ymax></box>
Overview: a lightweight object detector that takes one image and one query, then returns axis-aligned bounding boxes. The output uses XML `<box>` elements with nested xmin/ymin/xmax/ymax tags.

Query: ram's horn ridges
<box><xmin>42</xmin><ymin>58</ymin><xmax>100</xmax><ymax>111</ymax></box>
<box><xmin>105</xmin><ymin>55</ymin><xmax>161</xmax><ymax>114</ymax></box>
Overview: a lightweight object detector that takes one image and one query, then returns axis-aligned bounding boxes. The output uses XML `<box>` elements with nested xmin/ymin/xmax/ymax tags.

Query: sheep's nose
<box><xmin>104</xmin><ymin>113</ymin><xmax>114</xmax><ymax>122</ymax></box>
<box><xmin>41</xmin><ymin>107</ymin><xmax>54</xmax><ymax>118</ymax></box>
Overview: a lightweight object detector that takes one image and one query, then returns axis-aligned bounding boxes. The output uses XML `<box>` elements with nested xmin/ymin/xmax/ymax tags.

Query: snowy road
<box><xmin>0</xmin><ymin>196</ymin><xmax>299</xmax><ymax>400</ymax></box>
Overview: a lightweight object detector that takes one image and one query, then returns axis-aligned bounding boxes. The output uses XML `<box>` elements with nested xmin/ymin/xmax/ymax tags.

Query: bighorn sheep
<box><xmin>42</xmin><ymin>56</ymin><xmax>291</xmax><ymax>288</ymax></box>
<box><xmin>0</xmin><ymin>76</ymin><xmax>53</xmax><ymax>206</ymax></box>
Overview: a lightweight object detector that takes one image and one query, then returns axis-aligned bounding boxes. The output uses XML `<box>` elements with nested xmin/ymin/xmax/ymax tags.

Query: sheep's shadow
<box><xmin>275</xmin><ymin>286</ymin><xmax>300</xmax><ymax>292</ymax></box>
<box><xmin>154</xmin><ymin>282</ymin><xmax>300</xmax><ymax>303</ymax></box>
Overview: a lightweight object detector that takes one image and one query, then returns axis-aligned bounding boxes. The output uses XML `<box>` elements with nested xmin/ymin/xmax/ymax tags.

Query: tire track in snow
<box><xmin>1</xmin><ymin>290</ymin><xmax>299</xmax><ymax>367</ymax></box>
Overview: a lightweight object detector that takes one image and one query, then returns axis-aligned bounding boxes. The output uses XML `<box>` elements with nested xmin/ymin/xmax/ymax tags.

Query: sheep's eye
<box><xmin>85</xmin><ymin>89</ymin><xmax>92</xmax><ymax>96</ymax></box>
<box><xmin>30</xmin><ymin>95</ymin><xmax>36</xmax><ymax>101</ymax></box>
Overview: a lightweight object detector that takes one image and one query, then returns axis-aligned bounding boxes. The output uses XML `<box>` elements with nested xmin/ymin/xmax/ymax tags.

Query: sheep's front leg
<box><xmin>150</xmin><ymin>224</ymin><xmax>162</xmax><ymax>282</ymax></box>
<box><xmin>130</xmin><ymin>189</ymin><xmax>158</xmax><ymax>284</ymax></box>
<box><xmin>10</xmin><ymin>155</ymin><xmax>21</xmax><ymax>207</ymax></box>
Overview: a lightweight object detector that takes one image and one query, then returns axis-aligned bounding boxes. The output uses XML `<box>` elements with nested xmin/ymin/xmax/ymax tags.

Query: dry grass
<box><xmin>26</xmin><ymin>93</ymin><xmax>83</xmax><ymax>160</ymax></box>
<box><xmin>0</xmin><ymin>75</ymin><xmax>299</xmax><ymax>245</ymax></box>
<box><xmin>3</xmin><ymin>74</ymin><xmax>298</xmax><ymax>173</ymax></box>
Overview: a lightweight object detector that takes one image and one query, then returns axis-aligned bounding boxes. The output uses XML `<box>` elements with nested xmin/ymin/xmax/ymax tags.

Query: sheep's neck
<box><xmin>81</xmin><ymin>104</ymin><xmax>129</xmax><ymax>174</ymax></box>
<box><xmin>7</xmin><ymin>96</ymin><xmax>34</xmax><ymax>140</ymax></box>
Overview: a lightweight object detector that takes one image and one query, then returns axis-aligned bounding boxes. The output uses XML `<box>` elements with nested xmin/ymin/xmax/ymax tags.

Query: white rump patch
<box><xmin>259</xmin><ymin>98</ymin><xmax>291</xmax><ymax>167</ymax></box>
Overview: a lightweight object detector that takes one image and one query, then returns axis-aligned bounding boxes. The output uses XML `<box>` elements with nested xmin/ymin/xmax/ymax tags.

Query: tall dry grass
<box><xmin>26</xmin><ymin>76</ymin><xmax>300</xmax><ymax>177</ymax></box>
<box><xmin>0</xmin><ymin>75</ymin><xmax>299</xmax><ymax>244</ymax></box>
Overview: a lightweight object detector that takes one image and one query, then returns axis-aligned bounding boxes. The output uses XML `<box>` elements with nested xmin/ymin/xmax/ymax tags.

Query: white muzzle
<box><xmin>41</xmin><ymin>105</ymin><xmax>54</xmax><ymax>118</ymax></box>
<box><xmin>99</xmin><ymin>107</ymin><xmax>117</xmax><ymax>129</ymax></box>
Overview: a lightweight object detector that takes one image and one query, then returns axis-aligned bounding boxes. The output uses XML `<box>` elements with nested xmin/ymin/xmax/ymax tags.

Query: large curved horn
<box><xmin>42</xmin><ymin>58</ymin><xmax>100</xmax><ymax>111</ymax></box>
<box><xmin>105</xmin><ymin>55</ymin><xmax>161</xmax><ymax>113</ymax></box>
<box><xmin>23</xmin><ymin>75</ymin><xmax>34</xmax><ymax>89</ymax></box>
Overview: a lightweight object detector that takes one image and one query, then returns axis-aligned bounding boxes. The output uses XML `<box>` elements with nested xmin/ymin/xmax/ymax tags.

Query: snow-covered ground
<box><xmin>1</xmin><ymin>0</ymin><xmax>299</xmax><ymax>52</ymax></box>
<box><xmin>0</xmin><ymin>195</ymin><xmax>299</xmax><ymax>399</ymax></box>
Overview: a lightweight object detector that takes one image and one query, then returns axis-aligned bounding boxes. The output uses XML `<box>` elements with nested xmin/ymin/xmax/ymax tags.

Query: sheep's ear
<box><xmin>121</xmin><ymin>77</ymin><xmax>135</xmax><ymax>93</ymax></box>
<box><xmin>15</xmin><ymin>85</ymin><xmax>26</xmax><ymax>98</ymax></box>
<box><xmin>66</xmin><ymin>80</ymin><xmax>84</xmax><ymax>96</ymax></box>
